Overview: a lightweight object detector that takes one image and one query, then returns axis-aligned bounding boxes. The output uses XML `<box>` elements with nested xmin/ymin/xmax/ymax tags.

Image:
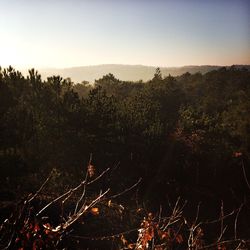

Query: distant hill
<box><xmin>24</xmin><ymin>64</ymin><xmax>250</xmax><ymax>83</ymax></box>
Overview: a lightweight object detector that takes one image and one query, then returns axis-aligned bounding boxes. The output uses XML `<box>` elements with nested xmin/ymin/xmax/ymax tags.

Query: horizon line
<box><xmin>1</xmin><ymin>63</ymin><xmax>250</xmax><ymax>71</ymax></box>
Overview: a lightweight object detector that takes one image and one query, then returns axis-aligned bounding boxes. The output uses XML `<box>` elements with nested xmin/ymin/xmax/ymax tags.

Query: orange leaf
<box><xmin>34</xmin><ymin>223</ymin><xmax>40</xmax><ymax>232</ymax></box>
<box><xmin>175</xmin><ymin>234</ymin><xmax>183</xmax><ymax>244</ymax></box>
<box><xmin>91</xmin><ymin>207</ymin><xmax>99</xmax><ymax>215</ymax></box>
<box><xmin>161</xmin><ymin>231</ymin><xmax>169</xmax><ymax>240</ymax></box>
<box><xmin>128</xmin><ymin>243</ymin><xmax>135</xmax><ymax>249</ymax></box>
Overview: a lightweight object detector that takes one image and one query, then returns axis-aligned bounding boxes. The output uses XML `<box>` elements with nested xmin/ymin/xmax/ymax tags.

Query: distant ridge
<box><xmin>24</xmin><ymin>64</ymin><xmax>250</xmax><ymax>83</ymax></box>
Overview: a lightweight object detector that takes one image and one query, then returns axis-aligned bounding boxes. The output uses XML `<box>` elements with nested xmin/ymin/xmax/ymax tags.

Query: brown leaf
<box><xmin>87</xmin><ymin>164</ymin><xmax>95</xmax><ymax>177</ymax></box>
<box><xmin>128</xmin><ymin>243</ymin><xmax>135</xmax><ymax>249</ymax></box>
<box><xmin>121</xmin><ymin>234</ymin><xmax>128</xmax><ymax>245</ymax></box>
<box><xmin>175</xmin><ymin>234</ymin><xmax>183</xmax><ymax>244</ymax></box>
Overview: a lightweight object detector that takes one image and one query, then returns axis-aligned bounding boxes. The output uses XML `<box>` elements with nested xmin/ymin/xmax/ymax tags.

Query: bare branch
<box><xmin>28</xmin><ymin>170</ymin><xmax>54</xmax><ymax>203</ymax></box>
<box><xmin>62</xmin><ymin>188</ymin><xmax>110</xmax><ymax>230</ymax></box>
<box><xmin>200</xmin><ymin>239</ymin><xmax>250</xmax><ymax>250</ymax></box>
<box><xmin>74</xmin><ymin>164</ymin><xmax>89</xmax><ymax>214</ymax></box>
<box><xmin>71</xmin><ymin>227</ymin><xmax>138</xmax><ymax>241</ymax></box>
<box><xmin>109</xmin><ymin>177</ymin><xmax>142</xmax><ymax>199</ymax></box>
<box><xmin>36</xmin><ymin>168</ymin><xmax>110</xmax><ymax>217</ymax></box>
<box><xmin>234</xmin><ymin>203</ymin><xmax>244</xmax><ymax>240</ymax></box>
<box><xmin>217</xmin><ymin>200</ymin><xmax>225</xmax><ymax>243</ymax></box>
<box><xmin>86</xmin><ymin>167</ymin><xmax>110</xmax><ymax>186</ymax></box>
<box><xmin>242</xmin><ymin>159</ymin><xmax>250</xmax><ymax>191</ymax></box>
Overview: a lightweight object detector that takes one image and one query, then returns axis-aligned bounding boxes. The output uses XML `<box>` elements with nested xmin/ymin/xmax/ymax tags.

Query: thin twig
<box><xmin>62</xmin><ymin>189</ymin><xmax>110</xmax><ymax>230</ymax></box>
<box><xmin>86</xmin><ymin>167</ymin><xmax>110</xmax><ymax>186</ymax></box>
<box><xmin>162</xmin><ymin>198</ymin><xmax>185</xmax><ymax>231</ymax></box>
<box><xmin>74</xmin><ymin>167</ymin><xmax>89</xmax><ymax>214</ymax></box>
<box><xmin>158</xmin><ymin>205</ymin><xmax>162</xmax><ymax>225</ymax></box>
<box><xmin>36</xmin><ymin>184</ymin><xmax>82</xmax><ymax>217</ymax></box>
<box><xmin>234</xmin><ymin>203</ymin><xmax>244</xmax><ymax>240</ymax></box>
<box><xmin>28</xmin><ymin>170</ymin><xmax>54</xmax><ymax>203</ymax></box>
<box><xmin>199</xmin><ymin>239</ymin><xmax>250</xmax><ymax>250</ymax></box>
<box><xmin>71</xmin><ymin>227</ymin><xmax>138</xmax><ymax>241</ymax></box>
<box><xmin>36</xmin><ymin>168</ymin><xmax>110</xmax><ymax>217</ymax></box>
<box><xmin>217</xmin><ymin>226</ymin><xmax>228</xmax><ymax>243</ymax></box>
<box><xmin>242</xmin><ymin>159</ymin><xmax>250</xmax><ymax>191</ymax></box>
<box><xmin>88</xmin><ymin>153</ymin><xmax>93</xmax><ymax>165</ymax></box>
<box><xmin>194</xmin><ymin>202</ymin><xmax>201</xmax><ymax>225</ymax></box>
<box><xmin>109</xmin><ymin>178</ymin><xmax>142</xmax><ymax>199</ymax></box>
<box><xmin>218</xmin><ymin>200</ymin><xmax>225</xmax><ymax>242</ymax></box>
<box><xmin>204</xmin><ymin>208</ymin><xmax>237</xmax><ymax>225</ymax></box>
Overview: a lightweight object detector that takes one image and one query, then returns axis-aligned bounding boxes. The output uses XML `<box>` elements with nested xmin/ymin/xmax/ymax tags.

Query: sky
<box><xmin>0</xmin><ymin>0</ymin><xmax>249</xmax><ymax>68</ymax></box>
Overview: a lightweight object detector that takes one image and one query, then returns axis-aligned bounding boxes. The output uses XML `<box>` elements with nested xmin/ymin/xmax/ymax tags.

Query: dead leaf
<box><xmin>87</xmin><ymin>164</ymin><xmax>95</xmax><ymax>177</ymax></box>
<box><xmin>91</xmin><ymin>207</ymin><xmax>99</xmax><ymax>215</ymax></box>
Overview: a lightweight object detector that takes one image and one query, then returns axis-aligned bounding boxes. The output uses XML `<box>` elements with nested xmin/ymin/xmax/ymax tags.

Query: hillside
<box><xmin>29</xmin><ymin>64</ymin><xmax>250</xmax><ymax>83</ymax></box>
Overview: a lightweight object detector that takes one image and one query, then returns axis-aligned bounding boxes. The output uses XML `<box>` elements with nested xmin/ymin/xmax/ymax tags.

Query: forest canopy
<box><xmin>0</xmin><ymin>66</ymin><xmax>250</xmax><ymax>199</ymax></box>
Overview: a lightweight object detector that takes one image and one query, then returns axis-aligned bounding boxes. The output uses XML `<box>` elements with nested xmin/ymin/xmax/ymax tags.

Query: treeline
<box><xmin>0</xmin><ymin>66</ymin><xmax>250</xmax><ymax>206</ymax></box>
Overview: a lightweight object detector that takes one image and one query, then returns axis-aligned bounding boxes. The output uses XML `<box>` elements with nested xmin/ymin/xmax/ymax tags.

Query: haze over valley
<box><xmin>23</xmin><ymin>64</ymin><xmax>250</xmax><ymax>83</ymax></box>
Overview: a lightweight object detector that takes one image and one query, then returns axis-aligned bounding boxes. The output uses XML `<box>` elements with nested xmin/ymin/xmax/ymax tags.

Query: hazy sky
<box><xmin>0</xmin><ymin>0</ymin><xmax>249</xmax><ymax>68</ymax></box>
